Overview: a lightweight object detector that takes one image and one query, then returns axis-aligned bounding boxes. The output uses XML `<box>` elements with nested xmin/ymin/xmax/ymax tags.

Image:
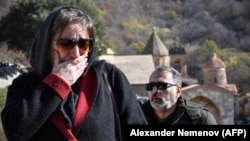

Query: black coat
<box><xmin>141</xmin><ymin>95</ymin><xmax>217</xmax><ymax>125</ymax></box>
<box><xmin>1</xmin><ymin>60</ymin><xmax>147</xmax><ymax>141</ymax></box>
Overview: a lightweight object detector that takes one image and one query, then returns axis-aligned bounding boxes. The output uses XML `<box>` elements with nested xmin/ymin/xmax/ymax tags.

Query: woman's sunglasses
<box><xmin>145</xmin><ymin>82</ymin><xmax>177</xmax><ymax>91</ymax></box>
<box><xmin>54</xmin><ymin>37</ymin><xmax>93</xmax><ymax>51</ymax></box>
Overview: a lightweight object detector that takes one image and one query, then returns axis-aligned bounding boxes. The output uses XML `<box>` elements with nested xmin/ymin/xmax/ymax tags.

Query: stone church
<box><xmin>181</xmin><ymin>54</ymin><xmax>238</xmax><ymax>124</ymax></box>
<box><xmin>99</xmin><ymin>29</ymin><xmax>239</xmax><ymax>124</ymax></box>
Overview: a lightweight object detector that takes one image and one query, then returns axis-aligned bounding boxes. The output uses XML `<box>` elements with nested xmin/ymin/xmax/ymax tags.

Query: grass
<box><xmin>0</xmin><ymin>87</ymin><xmax>7</xmax><ymax>141</ymax></box>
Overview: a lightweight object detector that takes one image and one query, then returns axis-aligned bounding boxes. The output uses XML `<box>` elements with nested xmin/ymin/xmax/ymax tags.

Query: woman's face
<box><xmin>52</xmin><ymin>23</ymin><xmax>93</xmax><ymax>62</ymax></box>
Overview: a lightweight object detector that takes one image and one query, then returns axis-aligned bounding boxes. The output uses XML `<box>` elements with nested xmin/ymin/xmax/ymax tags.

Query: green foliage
<box><xmin>122</xmin><ymin>17</ymin><xmax>144</xmax><ymax>36</ymax></box>
<box><xmin>190</xmin><ymin>39</ymin><xmax>224</xmax><ymax>65</ymax></box>
<box><xmin>145</xmin><ymin>3</ymin><xmax>151</xmax><ymax>9</ymax></box>
<box><xmin>132</xmin><ymin>41</ymin><xmax>145</xmax><ymax>54</ymax></box>
<box><xmin>203</xmin><ymin>11</ymin><xmax>210</xmax><ymax>16</ymax></box>
<box><xmin>224</xmin><ymin>51</ymin><xmax>250</xmax><ymax>68</ymax></box>
<box><xmin>224</xmin><ymin>51</ymin><xmax>250</xmax><ymax>93</ymax></box>
<box><xmin>201</xmin><ymin>39</ymin><xmax>219</xmax><ymax>52</ymax></box>
<box><xmin>0</xmin><ymin>88</ymin><xmax>7</xmax><ymax>108</ymax></box>
<box><xmin>122</xmin><ymin>19</ymin><xmax>170</xmax><ymax>54</ymax></box>
<box><xmin>0</xmin><ymin>1</ymin><xmax>45</xmax><ymax>58</ymax></box>
<box><xmin>167</xmin><ymin>11</ymin><xmax>181</xmax><ymax>19</ymax></box>
<box><xmin>121</xmin><ymin>18</ymin><xmax>149</xmax><ymax>54</ymax></box>
<box><xmin>226</xmin><ymin>55</ymin><xmax>239</xmax><ymax>67</ymax></box>
<box><xmin>0</xmin><ymin>87</ymin><xmax>7</xmax><ymax>141</ymax></box>
<box><xmin>0</xmin><ymin>0</ymin><xmax>108</xmax><ymax>59</ymax></box>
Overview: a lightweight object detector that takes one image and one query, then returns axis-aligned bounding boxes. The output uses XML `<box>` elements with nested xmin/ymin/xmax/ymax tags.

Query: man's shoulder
<box><xmin>140</xmin><ymin>100</ymin><xmax>153</xmax><ymax>112</ymax></box>
<box><xmin>180</xmin><ymin>98</ymin><xmax>208</xmax><ymax>116</ymax></box>
<box><xmin>180</xmin><ymin>97</ymin><xmax>217</xmax><ymax>124</ymax></box>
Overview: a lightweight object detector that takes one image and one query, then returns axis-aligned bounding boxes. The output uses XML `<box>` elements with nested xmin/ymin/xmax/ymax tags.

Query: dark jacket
<box><xmin>1</xmin><ymin>6</ymin><xmax>147</xmax><ymax>141</ymax></box>
<box><xmin>1</xmin><ymin>60</ymin><xmax>147</xmax><ymax>141</ymax></box>
<box><xmin>141</xmin><ymin>95</ymin><xmax>217</xmax><ymax>125</ymax></box>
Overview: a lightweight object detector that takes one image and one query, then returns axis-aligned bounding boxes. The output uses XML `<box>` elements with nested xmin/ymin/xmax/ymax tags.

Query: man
<box><xmin>141</xmin><ymin>66</ymin><xmax>217</xmax><ymax>125</ymax></box>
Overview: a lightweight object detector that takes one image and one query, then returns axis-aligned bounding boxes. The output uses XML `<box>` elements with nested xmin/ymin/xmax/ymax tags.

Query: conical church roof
<box><xmin>204</xmin><ymin>53</ymin><xmax>226</xmax><ymax>69</ymax></box>
<box><xmin>169</xmin><ymin>37</ymin><xmax>186</xmax><ymax>55</ymax></box>
<box><xmin>142</xmin><ymin>28</ymin><xmax>169</xmax><ymax>55</ymax></box>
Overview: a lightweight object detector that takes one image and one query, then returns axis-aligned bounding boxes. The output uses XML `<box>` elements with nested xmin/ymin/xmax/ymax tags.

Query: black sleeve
<box><xmin>1</xmin><ymin>72</ymin><xmax>62</xmax><ymax>141</ymax></box>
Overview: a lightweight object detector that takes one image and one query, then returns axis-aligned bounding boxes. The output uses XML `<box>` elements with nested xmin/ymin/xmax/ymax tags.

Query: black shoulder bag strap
<box><xmin>103</xmin><ymin>65</ymin><xmax>122</xmax><ymax>141</ymax></box>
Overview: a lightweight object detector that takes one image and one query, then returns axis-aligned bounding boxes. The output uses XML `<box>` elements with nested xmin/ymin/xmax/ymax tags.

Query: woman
<box><xmin>1</xmin><ymin>6</ymin><xmax>147</xmax><ymax>141</ymax></box>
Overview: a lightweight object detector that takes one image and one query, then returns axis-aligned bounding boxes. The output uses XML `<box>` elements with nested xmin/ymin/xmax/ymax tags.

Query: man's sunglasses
<box><xmin>145</xmin><ymin>82</ymin><xmax>177</xmax><ymax>91</ymax></box>
<box><xmin>54</xmin><ymin>37</ymin><xmax>93</xmax><ymax>51</ymax></box>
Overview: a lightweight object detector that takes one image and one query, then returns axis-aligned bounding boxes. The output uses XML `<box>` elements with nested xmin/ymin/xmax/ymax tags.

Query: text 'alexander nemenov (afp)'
<box><xmin>126</xmin><ymin>125</ymin><xmax>249</xmax><ymax>140</ymax></box>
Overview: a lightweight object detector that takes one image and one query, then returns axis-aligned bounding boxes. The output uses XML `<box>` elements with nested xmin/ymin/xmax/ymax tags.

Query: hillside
<box><xmin>94</xmin><ymin>0</ymin><xmax>250</xmax><ymax>54</ymax></box>
<box><xmin>1</xmin><ymin>0</ymin><xmax>250</xmax><ymax>58</ymax></box>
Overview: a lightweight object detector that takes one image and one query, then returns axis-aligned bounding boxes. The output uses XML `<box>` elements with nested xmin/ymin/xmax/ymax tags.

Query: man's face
<box><xmin>147</xmin><ymin>70</ymin><xmax>181</xmax><ymax>111</ymax></box>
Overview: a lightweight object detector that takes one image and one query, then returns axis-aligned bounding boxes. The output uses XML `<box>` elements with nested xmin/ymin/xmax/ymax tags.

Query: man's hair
<box><xmin>152</xmin><ymin>66</ymin><xmax>182</xmax><ymax>86</ymax></box>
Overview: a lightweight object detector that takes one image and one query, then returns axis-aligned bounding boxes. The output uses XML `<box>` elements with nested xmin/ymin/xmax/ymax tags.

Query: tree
<box><xmin>0</xmin><ymin>0</ymin><xmax>108</xmax><ymax>58</ymax></box>
<box><xmin>0</xmin><ymin>1</ymin><xmax>44</xmax><ymax>58</ymax></box>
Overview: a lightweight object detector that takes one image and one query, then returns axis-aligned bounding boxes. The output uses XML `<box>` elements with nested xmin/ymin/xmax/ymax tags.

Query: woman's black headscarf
<box><xmin>29</xmin><ymin>6</ymin><xmax>96</xmax><ymax>79</ymax></box>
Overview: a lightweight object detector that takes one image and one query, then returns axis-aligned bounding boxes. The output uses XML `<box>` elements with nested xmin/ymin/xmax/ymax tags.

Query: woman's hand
<box><xmin>52</xmin><ymin>49</ymin><xmax>88</xmax><ymax>85</ymax></box>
